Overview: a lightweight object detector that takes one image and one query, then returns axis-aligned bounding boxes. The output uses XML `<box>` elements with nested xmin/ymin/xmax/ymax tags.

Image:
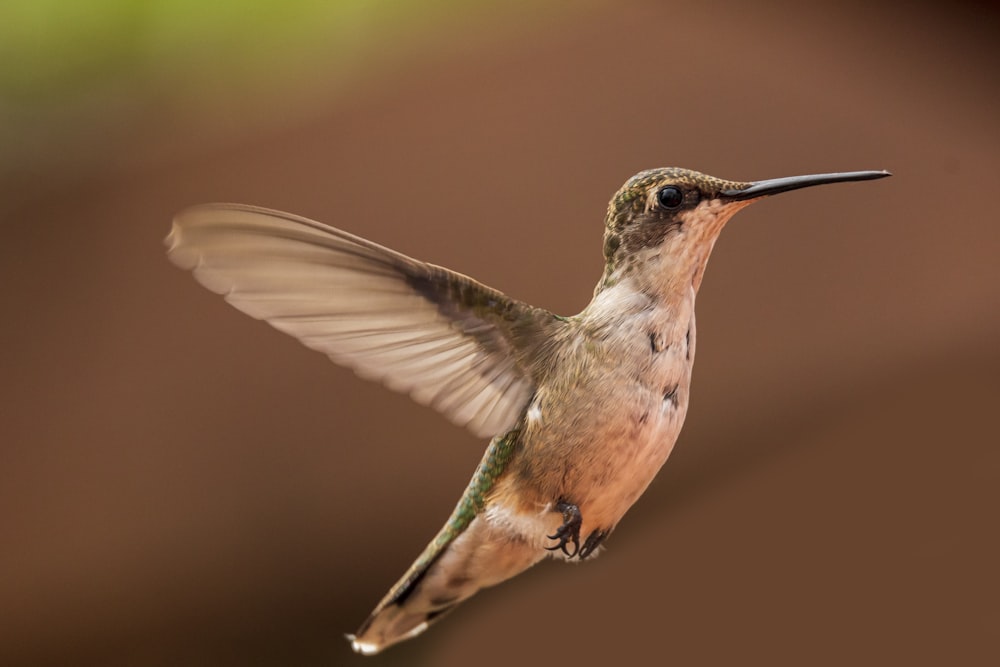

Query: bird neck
<box><xmin>580</xmin><ymin>249</ymin><xmax>702</xmax><ymax>338</ymax></box>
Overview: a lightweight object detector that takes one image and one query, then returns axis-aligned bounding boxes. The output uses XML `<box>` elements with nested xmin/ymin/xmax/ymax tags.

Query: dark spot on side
<box><xmin>637</xmin><ymin>411</ymin><xmax>649</xmax><ymax>425</ymax></box>
<box><xmin>663</xmin><ymin>384</ymin><xmax>679</xmax><ymax>407</ymax></box>
<box><xmin>648</xmin><ymin>331</ymin><xmax>668</xmax><ymax>354</ymax></box>
<box><xmin>685</xmin><ymin>326</ymin><xmax>692</xmax><ymax>360</ymax></box>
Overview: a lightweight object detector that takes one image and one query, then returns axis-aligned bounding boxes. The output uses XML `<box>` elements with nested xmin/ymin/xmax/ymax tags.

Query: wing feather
<box><xmin>166</xmin><ymin>204</ymin><xmax>560</xmax><ymax>438</ymax></box>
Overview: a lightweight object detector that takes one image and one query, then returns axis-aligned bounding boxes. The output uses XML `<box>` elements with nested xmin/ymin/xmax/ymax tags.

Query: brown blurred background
<box><xmin>1</xmin><ymin>1</ymin><xmax>998</xmax><ymax>665</ymax></box>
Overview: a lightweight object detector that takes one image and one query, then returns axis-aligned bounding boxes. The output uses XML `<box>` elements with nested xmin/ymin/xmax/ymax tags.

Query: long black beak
<box><xmin>721</xmin><ymin>170</ymin><xmax>891</xmax><ymax>201</ymax></box>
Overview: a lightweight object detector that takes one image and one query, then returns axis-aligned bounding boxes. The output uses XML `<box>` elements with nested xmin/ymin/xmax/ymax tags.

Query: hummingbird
<box><xmin>166</xmin><ymin>166</ymin><xmax>889</xmax><ymax>655</ymax></box>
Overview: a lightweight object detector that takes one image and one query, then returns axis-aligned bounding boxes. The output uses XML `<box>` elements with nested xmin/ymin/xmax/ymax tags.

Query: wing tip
<box><xmin>164</xmin><ymin>219</ymin><xmax>197</xmax><ymax>270</ymax></box>
<box><xmin>165</xmin><ymin>203</ymin><xmax>279</xmax><ymax>270</ymax></box>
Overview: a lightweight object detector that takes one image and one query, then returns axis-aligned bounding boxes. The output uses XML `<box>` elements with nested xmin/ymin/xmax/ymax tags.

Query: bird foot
<box><xmin>546</xmin><ymin>501</ymin><xmax>582</xmax><ymax>558</ymax></box>
<box><xmin>579</xmin><ymin>529</ymin><xmax>608</xmax><ymax>560</ymax></box>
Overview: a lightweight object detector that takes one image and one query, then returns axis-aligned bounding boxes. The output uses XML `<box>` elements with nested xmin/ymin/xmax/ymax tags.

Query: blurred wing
<box><xmin>166</xmin><ymin>204</ymin><xmax>560</xmax><ymax>438</ymax></box>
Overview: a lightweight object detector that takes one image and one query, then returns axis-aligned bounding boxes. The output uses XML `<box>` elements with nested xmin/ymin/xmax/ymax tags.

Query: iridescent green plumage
<box><xmin>386</xmin><ymin>426</ymin><xmax>522</xmax><ymax>605</ymax></box>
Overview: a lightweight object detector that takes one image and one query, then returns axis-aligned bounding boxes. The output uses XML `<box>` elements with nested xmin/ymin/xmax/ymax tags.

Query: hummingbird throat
<box><xmin>599</xmin><ymin>198</ymin><xmax>748</xmax><ymax>297</ymax></box>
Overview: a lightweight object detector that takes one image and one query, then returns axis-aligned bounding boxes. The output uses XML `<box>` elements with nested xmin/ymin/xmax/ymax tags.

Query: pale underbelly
<box><xmin>574</xmin><ymin>394</ymin><xmax>688</xmax><ymax>529</ymax></box>
<box><xmin>499</xmin><ymin>379</ymin><xmax>690</xmax><ymax>542</ymax></box>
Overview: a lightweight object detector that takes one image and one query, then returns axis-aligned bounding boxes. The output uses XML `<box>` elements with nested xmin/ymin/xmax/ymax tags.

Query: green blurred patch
<box><xmin>0</xmin><ymin>0</ymin><xmax>474</xmax><ymax>101</ymax></box>
<box><xmin>0</xmin><ymin>0</ymin><xmax>577</xmax><ymax>183</ymax></box>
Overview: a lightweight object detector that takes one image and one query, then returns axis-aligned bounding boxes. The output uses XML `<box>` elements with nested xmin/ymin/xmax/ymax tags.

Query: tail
<box><xmin>347</xmin><ymin>511</ymin><xmax>544</xmax><ymax>655</ymax></box>
<box><xmin>349</xmin><ymin>429</ymin><xmax>538</xmax><ymax>655</ymax></box>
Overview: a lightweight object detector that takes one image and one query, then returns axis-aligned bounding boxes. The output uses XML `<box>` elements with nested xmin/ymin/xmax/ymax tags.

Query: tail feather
<box><xmin>348</xmin><ymin>514</ymin><xmax>544</xmax><ymax>655</ymax></box>
<box><xmin>350</xmin><ymin>428</ymin><xmax>535</xmax><ymax>654</ymax></box>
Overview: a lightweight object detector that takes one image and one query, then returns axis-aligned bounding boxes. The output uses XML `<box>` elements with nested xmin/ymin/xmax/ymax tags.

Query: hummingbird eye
<box><xmin>657</xmin><ymin>186</ymin><xmax>684</xmax><ymax>209</ymax></box>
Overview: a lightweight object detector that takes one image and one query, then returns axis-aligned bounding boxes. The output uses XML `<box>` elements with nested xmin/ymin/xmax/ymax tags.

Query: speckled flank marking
<box><xmin>662</xmin><ymin>384</ymin><xmax>679</xmax><ymax>409</ymax></box>
<box><xmin>649</xmin><ymin>330</ymin><xmax>667</xmax><ymax>354</ymax></box>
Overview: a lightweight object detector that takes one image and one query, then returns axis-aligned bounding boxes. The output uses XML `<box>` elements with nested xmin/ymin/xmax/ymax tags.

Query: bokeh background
<box><xmin>1</xmin><ymin>1</ymin><xmax>998</xmax><ymax>665</ymax></box>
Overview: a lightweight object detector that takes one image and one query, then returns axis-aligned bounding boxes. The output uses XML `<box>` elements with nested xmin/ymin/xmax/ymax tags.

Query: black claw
<box><xmin>545</xmin><ymin>501</ymin><xmax>582</xmax><ymax>558</ymax></box>
<box><xmin>579</xmin><ymin>529</ymin><xmax>608</xmax><ymax>560</ymax></box>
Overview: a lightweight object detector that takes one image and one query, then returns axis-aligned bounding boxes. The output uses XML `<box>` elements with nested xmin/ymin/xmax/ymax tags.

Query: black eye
<box><xmin>657</xmin><ymin>186</ymin><xmax>684</xmax><ymax>209</ymax></box>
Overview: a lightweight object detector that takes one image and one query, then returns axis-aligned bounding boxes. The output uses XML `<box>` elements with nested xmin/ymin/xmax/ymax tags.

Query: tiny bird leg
<box><xmin>546</xmin><ymin>501</ymin><xmax>583</xmax><ymax>558</ymax></box>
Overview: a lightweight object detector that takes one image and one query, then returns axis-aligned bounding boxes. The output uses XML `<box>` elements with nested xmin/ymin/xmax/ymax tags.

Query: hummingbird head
<box><xmin>600</xmin><ymin>167</ymin><xmax>890</xmax><ymax>290</ymax></box>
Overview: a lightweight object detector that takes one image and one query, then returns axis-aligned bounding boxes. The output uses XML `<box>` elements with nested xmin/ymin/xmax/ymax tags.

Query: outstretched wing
<box><xmin>166</xmin><ymin>204</ymin><xmax>560</xmax><ymax>438</ymax></box>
